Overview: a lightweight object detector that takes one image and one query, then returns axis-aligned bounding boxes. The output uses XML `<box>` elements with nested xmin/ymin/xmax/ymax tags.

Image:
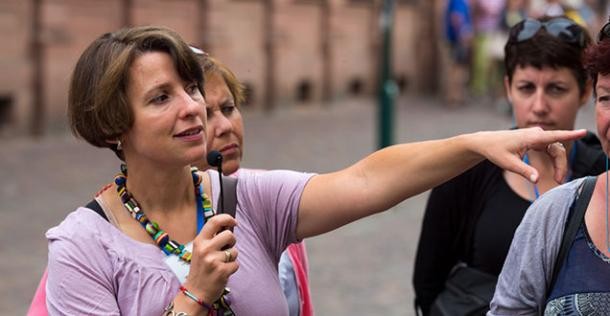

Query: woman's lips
<box><xmin>173</xmin><ymin>127</ymin><xmax>203</xmax><ymax>142</ymax></box>
<box><xmin>219</xmin><ymin>144</ymin><xmax>239</xmax><ymax>156</ymax></box>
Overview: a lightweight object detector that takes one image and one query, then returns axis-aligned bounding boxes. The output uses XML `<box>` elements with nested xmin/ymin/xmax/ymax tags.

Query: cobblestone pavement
<box><xmin>0</xmin><ymin>96</ymin><xmax>596</xmax><ymax>315</ymax></box>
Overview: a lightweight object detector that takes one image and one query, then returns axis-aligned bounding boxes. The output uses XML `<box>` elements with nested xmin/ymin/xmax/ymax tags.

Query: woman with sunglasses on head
<box><xmin>413</xmin><ymin>16</ymin><xmax>604</xmax><ymax>315</ymax></box>
<box><xmin>45</xmin><ymin>25</ymin><xmax>585</xmax><ymax>315</ymax></box>
<box><xmin>489</xmin><ymin>20</ymin><xmax>610</xmax><ymax>315</ymax></box>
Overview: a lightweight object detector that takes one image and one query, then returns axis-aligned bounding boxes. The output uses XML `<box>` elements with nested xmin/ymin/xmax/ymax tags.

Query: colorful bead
<box><xmin>154</xmin><ymin>231</ymin><xmax>168</xmax><ymax>243</ymax></box>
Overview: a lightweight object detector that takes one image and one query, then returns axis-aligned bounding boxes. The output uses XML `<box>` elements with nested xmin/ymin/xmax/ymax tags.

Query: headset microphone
<box><xmin>206</xmin><ymin>150</ymin><xmax>225</xmax><ymax>214</ymax></box>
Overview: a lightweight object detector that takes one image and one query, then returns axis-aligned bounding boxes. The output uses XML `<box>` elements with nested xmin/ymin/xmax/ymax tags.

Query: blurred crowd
<box><xmin>443</xmin><ymin>0</ymin><xmax>608</xmax><ymax>110</ymax></box>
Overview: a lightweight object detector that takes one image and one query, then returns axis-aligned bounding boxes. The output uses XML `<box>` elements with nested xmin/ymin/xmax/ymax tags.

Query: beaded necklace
<box><xmin>114</xmin><ymin>165</ymin><xmax>235</xmax><ymax>315</ymax></box>
<box><xmin>114</xmin><ymin>165</ymin><xmax>214</xmax><ymax>263</ymax></box>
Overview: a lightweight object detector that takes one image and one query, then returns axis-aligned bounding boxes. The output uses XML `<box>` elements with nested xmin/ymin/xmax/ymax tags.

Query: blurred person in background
<box><xmin>532</xmin><ymin>0</ymin><xmax>590</xmax><ymax>27</ymax></box>
<box><xmin>495</xmin><ymin>0</ymin><xmax>530</xmax><ymax>114</ymax></box>
<box><xmin>501</xmin><ymin>0</ymin><xmax>529</xmax><ymax>29</ymax></box>
<box><xmin>490</xmin><ymin>17</ymin><xmax>610</xmax><ymax>314</ymax></box>
<box><xmin>470</xmin><ymin>0</ymin><xmax>507</xmax><ymax>99</ymax></box>
<box><xmin>413</xmin><ymin>16</ymin><xmax>603</xmax><ymax>316</ymax></box>
<box><xmin>537</xmin><ymin>0</ymin><xmax>566</xmax><ymax>17</ymax></box>
<box><xmin>443</xmin><ymin>0</ymin><xmax>473</xmax><ymax>107</ymax></box>
<box><xmin>193</xmin><ymin>52</ymin><xmax>313</xmax><ymax>316</ymax></box>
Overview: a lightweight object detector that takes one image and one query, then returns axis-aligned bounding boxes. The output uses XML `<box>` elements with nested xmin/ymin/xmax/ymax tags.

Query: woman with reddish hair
<box><xmin>490</xmin><ymin>18</ymin><xmax>610</xmax><ymax>314</ymax></box>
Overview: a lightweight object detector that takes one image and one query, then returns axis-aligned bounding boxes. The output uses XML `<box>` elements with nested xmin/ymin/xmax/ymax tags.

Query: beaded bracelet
<box><xmin>180</xmin><ymin>285</ymin><xmax>214</xmax><ymax>311</ymax></box>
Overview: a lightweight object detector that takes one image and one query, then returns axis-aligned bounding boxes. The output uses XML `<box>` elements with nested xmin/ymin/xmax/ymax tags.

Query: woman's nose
<box><xmin>181</xmin><ymin>93</ymin><xmax>205</xmax><ymax>119</ymax></box>
<box><xmin>212</xmin><ymin>112</ymin><xmax>233</xmax><ymax>137</ymax></box>
<box><xmin>531</xmin><ymin>90</ymin><xmax>549</xmax><ymax>114</ymax></box>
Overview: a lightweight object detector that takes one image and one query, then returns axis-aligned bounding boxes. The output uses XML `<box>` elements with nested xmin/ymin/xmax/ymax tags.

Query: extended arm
<box><xmin>296</xmin><ymin>128</ymin><xmax>584</xmax><ymax>239</ymax></box>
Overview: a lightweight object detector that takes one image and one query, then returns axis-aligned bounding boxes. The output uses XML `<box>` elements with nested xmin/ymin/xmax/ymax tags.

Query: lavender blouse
<box><xmin>46</xmin><ymin>169</ymin><xmax>314</xmax><ymax>315</ymax></box>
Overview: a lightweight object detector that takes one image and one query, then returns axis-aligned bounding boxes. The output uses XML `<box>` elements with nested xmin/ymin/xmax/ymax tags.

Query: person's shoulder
<box><xmin>525</xmin><ymin>178</ymin><xmax>584</xmax><ymax>222</ymax></box>
<box><xmin>473</xmin><ymin>159</ymin><xmax>501</xmax><ymax>174</ymax></box>
<box><xmin>536</xmin><ymin>178</ymin><xmax>582</xmax><ymax>205</ymax></box>
<box><xmin>234</xmin><ymin>167</ymin><xmax>265</xmax><ymax>175</ymax></box>
<box><xmin>46</xmin><ymin>207</ymin><xmax>108</xmax><ymax>241</ymax></box>
<box><xmin>46</xmin><ymin>207</ymin><xmax>117</xmax><ymax>274</ymax></box>
<box><xmin>234</xmin><ymin>169</ymin><xmax>316</xmax><ymax>210</ymax></box>
<box><xmin>238</xmin><ymin>169</ymin><xmax>316</xmax><ymax>184</ymax></box>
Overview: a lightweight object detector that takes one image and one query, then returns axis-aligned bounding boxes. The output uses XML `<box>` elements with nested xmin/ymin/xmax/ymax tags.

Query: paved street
<box><xmin>0</xmin><ymin>95</ymin><xmax>596</xmax><ymax>315</ymax></box>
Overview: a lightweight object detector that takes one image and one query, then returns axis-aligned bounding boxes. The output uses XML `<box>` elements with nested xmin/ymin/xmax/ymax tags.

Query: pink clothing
<box><xmin>286</xmin><ymin>242</ymin><xmax>313</xmax><ymax>316</ymax></box>
<box><xmin>27</xmin><ymin>271</ymin><xmax>47</xmax><ymax>316</ymax></box>
<box><xmin>45</xmin><ymin>170</ymin><xmax>313</xmax><ymax>315</ymax></box>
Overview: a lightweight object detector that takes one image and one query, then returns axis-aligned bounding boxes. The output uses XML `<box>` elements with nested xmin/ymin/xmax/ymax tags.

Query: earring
<box><xmin>117</xmin><ymin>140</ymin><xmax>122</xmax><ymax>151</ymax></box>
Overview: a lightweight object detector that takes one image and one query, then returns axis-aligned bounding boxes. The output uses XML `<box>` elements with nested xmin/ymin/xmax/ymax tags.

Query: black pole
<box><xmin>377</xmin><ymin>0</ymin><xmax>397</xmax><ymax>149</ymax></box>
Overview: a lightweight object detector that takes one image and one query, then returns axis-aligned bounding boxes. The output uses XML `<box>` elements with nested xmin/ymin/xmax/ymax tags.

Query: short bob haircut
<box><xmin>68</xmin><ymin>26</ymin><xmax>204</xmax><ymax>158</ymax></box>
<box><xmin>504</xmin><ymin>16</ymin><xmax>592</xmax><ymax>95</ymax></box>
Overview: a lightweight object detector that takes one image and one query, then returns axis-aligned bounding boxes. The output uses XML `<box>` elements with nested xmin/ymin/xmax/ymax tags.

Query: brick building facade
<box><xmin>0</xmin><ymin>0</ymin><xmax>440</xmax><ymax>136</ymax></box>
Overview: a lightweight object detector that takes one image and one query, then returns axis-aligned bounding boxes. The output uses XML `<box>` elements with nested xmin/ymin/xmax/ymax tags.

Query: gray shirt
<box><xmin>488</xmin><ymin>178</ymin><xmax>585</xmax><ymax>316</ymax></box>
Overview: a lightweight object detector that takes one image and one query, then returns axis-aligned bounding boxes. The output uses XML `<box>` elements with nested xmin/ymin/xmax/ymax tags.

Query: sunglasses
<box><xmin>509</xmin><ymin>17</ymin><xmax>585</xmax><ymax>47</ymax></box>
<box><xmin>189</xmin><ymin>45</ymin><xmax>208</xmax><ymax>57</ymax></box>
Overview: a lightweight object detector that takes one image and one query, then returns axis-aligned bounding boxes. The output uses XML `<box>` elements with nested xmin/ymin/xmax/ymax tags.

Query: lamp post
<box><xmin>377</xmin><ymin>0</ymin><xmax>398</xmax><ymax>149</ymax></box>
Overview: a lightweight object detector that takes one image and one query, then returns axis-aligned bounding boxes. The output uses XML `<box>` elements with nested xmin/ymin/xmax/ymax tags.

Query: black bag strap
<box><xmin>220</xmin><ymin>175</ymin><xmax>238</xmax><ymax>218</ymax></box>
<box><xmin>548</xmin><ymin>176</ymin><xmax>596</xmax><ymax>293</ymax></box>
<box><xmin>86</xmin><ymin>199</ymin><xmax>109</xmax><ymax>222</ymax></box>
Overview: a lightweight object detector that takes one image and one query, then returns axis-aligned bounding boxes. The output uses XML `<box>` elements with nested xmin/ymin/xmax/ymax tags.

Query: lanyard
<box><xmin>196</xmin><ymin>181</ymin><xmax>205</xmax><ymax>234</ymax></box>
<box><xmin>523</xmin><ymin>141</ymin><xmax>578</xmax><ymax>200</ymax></box>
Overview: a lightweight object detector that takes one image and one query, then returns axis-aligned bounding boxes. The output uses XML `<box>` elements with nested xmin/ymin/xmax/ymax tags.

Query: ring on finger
<box><xmin>224</xmin><ymin>249</ymin><xmax>232</xmax><ymax>263</ymax></box>
<box><xmin>547</xmin><ymin>142</ymin><xmax>564</xmax><ymax>151</ymax></box>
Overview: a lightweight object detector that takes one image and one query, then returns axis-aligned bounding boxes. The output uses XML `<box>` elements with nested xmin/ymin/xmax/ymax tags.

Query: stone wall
<box><xmin>0</xmin><ymin>0</ymin><xmax>438</xmax><ymax>136</ymax></box>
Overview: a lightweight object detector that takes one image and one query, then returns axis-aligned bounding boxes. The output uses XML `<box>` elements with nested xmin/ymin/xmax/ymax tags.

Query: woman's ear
<box><xmin>106</xmin><ymin>139</ymin><xmax>122</xmax><ymax>151</ymax></box>
<box><xmin>106</xmin><ymin>138</ymin><xmax>126</xmax><ymax>160</ymax></box>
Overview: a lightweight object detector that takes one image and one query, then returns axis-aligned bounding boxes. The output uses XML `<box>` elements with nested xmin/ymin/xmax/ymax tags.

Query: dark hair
<box><xmin>504</xmin><ymin>16</ymin><xmax>592</xmax><ymax>95</ymax></box>
<box><xmin>68</xmin><ymin>26</ymin><xmax>204</xmax><ymax>158</ymax></box>
<box><xmin>583</xmin><ymin>38</ymin><xmax>610</xmax><ymax>94</ymax></box>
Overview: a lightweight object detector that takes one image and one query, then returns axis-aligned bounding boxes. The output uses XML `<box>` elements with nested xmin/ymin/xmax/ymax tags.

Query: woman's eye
<box><xmin>547</xmin><ymin>85</ymin><xmax>566</xmax><ymax>95</ymax></box>
<box><xmin>151</xmin><ymin>94</ymin><xmax>169</xmax><ymax>105</ymax></box>
<box><xmin>221</xmin><ymin>105</ymin><xmax>235</xmax><ymax>116</ymax></box>
<box><xmin>517</xmin><ymin>84</ymin><xmax>535</xmax><ymax>93</ymax></box>
<box><xmin>598</xmin><ymin>95</ymin><xmax>610</xmax><ymax>103</ymax></box>
<box><xmin>186</xmin><ymin>83</ymin><xmax>199</xmax><ymax>95</ymax></box>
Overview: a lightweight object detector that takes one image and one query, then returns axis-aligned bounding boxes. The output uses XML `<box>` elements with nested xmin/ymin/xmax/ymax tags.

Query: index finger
<box><xmin>529</xmin><ymin>129</ymin><xmax>586</xmax><ymax>150</ymax></box>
